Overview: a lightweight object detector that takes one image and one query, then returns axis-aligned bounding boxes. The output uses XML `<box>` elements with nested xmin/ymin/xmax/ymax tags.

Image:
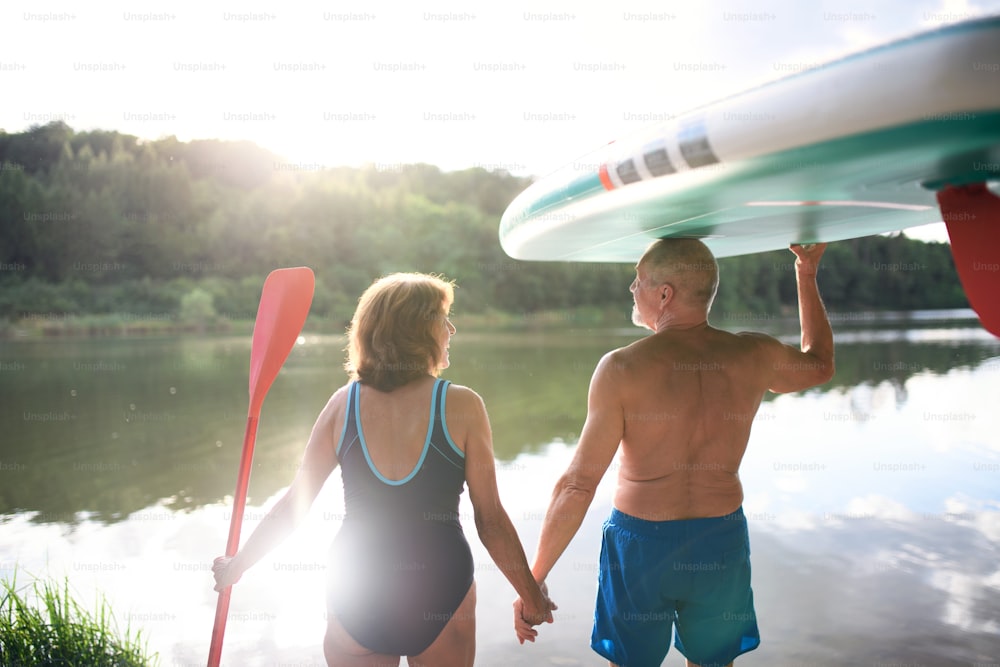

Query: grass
<box><xmin>0</xmin><ymin>571</ymin><xmax>158</xmax><ymax>667</ymax></box>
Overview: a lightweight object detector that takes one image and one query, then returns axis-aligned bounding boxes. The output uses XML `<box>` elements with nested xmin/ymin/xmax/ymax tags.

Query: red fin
<box><xmin>936</xmin><ymin>184</ymin><xmax>1000</xmax><ymax>337</ymax></box>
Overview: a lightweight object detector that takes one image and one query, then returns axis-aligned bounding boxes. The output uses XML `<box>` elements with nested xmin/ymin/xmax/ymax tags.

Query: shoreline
<box><xmin>1</xmin><ymin>307</ymin><xmax>980</xmax><ymax>341</ymax></box>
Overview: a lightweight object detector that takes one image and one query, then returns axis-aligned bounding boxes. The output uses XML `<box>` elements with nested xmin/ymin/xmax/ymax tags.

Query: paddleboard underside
<box><xmin>500</xmin><ymin>114</ymin><xmax>1000</xmax><ymax>263</ymax></box>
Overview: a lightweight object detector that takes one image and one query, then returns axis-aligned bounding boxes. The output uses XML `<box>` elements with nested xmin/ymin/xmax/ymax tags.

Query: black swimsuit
<box><xmin>327</xmin><ymin>379</ymin><xmax>474</xmax><ymax>656</ymax></box>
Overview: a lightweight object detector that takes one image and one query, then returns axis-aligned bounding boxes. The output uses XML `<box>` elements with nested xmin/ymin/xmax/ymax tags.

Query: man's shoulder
<box><xmin>731</xmin><ymin>329</ymin><xmax>781</xmax><ymax>347</ymax></box>
<box><xmin>599</xmin><ymin>336</ymin><xmax>679</xmax><ymax>377</ymax></box>
<box><xmin>589</xmin><ymin>345</ymin><xmax>636</xmax><ymax>384</ymax></box>
<box><xmin>637</xmin><ymin>326</ymin><xmax>779</xmax><ymax>357</ymax></box>
<box><xmin>601</xmin><ymin>341</ymin><xmax>641</xmax><ymax>365</ymax></box>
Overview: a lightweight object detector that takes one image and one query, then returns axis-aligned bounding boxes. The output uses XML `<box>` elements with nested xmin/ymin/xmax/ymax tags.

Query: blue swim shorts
<box><xmin>591</xmin><ymin>507</ymin><xmax>760</xmax><ymax>667</ymax></box>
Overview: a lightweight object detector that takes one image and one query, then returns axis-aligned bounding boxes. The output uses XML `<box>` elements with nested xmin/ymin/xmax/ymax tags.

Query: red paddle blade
<box><xmin>248</xmin><ymin>267</ymin><xmax>315</xmax><ymax>414</ymax></box>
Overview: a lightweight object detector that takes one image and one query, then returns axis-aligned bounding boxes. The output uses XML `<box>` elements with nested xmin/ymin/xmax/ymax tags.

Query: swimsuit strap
<box><xmin>430</xmin><ymin>378</ymin><xmax>464</xmax><ymax>470</ymax></box>
<box><xmin>335</xmin><ymin>381</ymin><xmax>361</xmax><ymax>459</ymax></box>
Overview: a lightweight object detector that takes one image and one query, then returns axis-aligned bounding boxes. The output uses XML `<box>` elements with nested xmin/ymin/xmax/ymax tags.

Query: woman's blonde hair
<box><xmin>345</xmin><ymin>273</ymin><xmax>455</xmax><ymax>392</ymax></box>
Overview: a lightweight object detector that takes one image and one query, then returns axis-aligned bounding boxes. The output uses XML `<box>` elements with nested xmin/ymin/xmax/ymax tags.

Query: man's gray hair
<box><xmin>639</xmin><ymin>238</ymin><xmax>720</xmax><ymax>310</ymax></box>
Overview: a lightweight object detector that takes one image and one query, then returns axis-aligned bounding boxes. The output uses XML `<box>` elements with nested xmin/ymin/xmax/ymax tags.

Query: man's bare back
<box><xmin>611</xmin><ymin>325</ymin><xmax>779</xmax><ymax>521</ymax></box>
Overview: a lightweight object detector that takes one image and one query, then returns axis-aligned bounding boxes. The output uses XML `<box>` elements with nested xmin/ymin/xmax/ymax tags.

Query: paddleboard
<box><xmin>499</xmin><ymin>16</ymin><xmax>1000</xmax><ymax>264</ymax></box>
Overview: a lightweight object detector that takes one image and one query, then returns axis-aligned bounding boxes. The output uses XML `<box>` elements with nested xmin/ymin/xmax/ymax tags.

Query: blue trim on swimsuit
<box><xmin>438</xmin><ymin>384</ymin><xmax>465</xmax><ymax>460</ymax></box>
<box><xmin>355</xmin><ymin>378</ymin><xmax>440</xmax><ymax>486</ymax></box>
<box><xmin>334</xmin><ymin>384</ymin><xmax>354</xmax><ymax>458</ymax></box>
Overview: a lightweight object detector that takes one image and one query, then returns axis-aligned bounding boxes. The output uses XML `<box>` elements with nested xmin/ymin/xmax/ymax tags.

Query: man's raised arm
<box><xmin>765</xmin><ymin>243</ymin><xmax>835</xmax><ymax>393</ymax></box>
<box><xmin>793</xmin><ymin>243</ymin><xmax>834</xmax><ymax>378</ymax></box>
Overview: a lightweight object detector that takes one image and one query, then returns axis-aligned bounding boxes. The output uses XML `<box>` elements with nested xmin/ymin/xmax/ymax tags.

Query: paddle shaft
<box><xmin>207</xmin><ymin>414</ymin><xmax>259</xmax><ymax>666</ymax></box>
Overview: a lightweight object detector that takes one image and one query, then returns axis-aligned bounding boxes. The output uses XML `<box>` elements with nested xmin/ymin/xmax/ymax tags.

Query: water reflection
<box><xmin>1</xmin><ymin>321</ymin><xmax>998</xmax><ymax>525</ymax></box>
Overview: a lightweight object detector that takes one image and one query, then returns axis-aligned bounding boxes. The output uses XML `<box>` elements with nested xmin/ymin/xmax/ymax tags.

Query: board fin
<box><xmin>936</xmin><ymin>184</ymin><xmax>1000</xmax><ymax>337</ymax></box>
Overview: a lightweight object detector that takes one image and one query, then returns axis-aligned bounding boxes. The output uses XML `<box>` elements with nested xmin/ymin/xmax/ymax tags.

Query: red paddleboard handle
<box><xmin>937</xmin><ymin>184</ymin><xmax>1000</xmax><ymax>337</ymax></box>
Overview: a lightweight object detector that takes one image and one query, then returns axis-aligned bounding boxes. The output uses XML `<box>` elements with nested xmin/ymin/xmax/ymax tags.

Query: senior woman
<box><xmin>212</xmin><ymin>272</ymin><xmax>553</xmax><ymax>666</ymax></box>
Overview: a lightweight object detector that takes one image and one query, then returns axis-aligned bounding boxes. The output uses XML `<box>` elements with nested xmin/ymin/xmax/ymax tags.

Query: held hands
<box><xmin>212</xmin><ymin>556</ymin><xmax>244</xmax><ymax>592</ymax></box>
<box><xmin>513</xmin><ymin>581</ymin><xmax>557</xmax><ymax>644</ymax></box>
<box><xmin>790</xmin><ymin>243</ymin><xmax>827</xmax><ymax>276</ymax></box>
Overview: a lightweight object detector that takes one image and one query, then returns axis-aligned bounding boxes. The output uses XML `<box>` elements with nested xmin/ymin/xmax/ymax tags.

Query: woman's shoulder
<box><xmin>319</xmin><ymin>382</ymin><xmax>354</xmax><ymax>417</ymax></box>
<box><xmin>441</xmin><ymin>383</ymin><xmax>490</xmax><ymax>425</ymax></box>
<box><xmin>442</xmin><ymin>381</ymin><xmax>483</xmax><ymax>405</ymax></box>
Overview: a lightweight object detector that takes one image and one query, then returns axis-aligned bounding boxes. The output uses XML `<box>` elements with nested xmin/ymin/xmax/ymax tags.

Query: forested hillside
<box><xmin>0</xmin><ymin>122</ymin><xmax>966</xmax><ymax>330</ymax></box>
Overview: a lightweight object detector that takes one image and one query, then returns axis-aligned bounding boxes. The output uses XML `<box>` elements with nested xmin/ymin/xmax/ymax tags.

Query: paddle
<box><xmin>207</xmin><ymin>266</ymin><xmax>315</xmax><ymax>667</ymax></box>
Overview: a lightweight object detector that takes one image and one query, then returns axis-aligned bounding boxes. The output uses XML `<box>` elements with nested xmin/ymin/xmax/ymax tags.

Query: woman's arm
<box><xmin>453</xmin><ymin>386</ymin><xmax>554</xmax><ymax>627</ymax></box>
<box><xmin>213</xmin><ymin>388</ymin><xmax>344</xmax><ymax>590</ymax></box>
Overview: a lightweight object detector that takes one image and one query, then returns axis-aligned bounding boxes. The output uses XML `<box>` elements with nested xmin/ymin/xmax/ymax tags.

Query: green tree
<box><xmin>179</xmin><ymin>287</ymin><xmax>216</xmax><ymax>331</ymax></box>
<box><xmin>0</xmin><ymin>123</ymin><xmax>970</xmax><ymax>327</ymax></box>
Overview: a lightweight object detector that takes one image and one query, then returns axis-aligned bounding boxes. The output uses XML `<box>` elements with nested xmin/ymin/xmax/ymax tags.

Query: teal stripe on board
<box><xmin>499</xmin><ymin>171</ymin><xmax>604</xmax><ymax>237</ymax></box>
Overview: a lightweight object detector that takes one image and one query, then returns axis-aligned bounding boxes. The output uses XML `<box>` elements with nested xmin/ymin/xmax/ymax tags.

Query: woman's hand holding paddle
<box><xmin>211</xmin><ymin>556</ymin><xmax>244</xmax><ymax>592</ymax></box>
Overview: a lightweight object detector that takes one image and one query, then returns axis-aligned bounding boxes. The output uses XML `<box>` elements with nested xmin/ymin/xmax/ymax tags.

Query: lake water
<box><xmin>1</xmin><ymin>312</ymin><xmax>999</xmax><ymax>666</ymax></box>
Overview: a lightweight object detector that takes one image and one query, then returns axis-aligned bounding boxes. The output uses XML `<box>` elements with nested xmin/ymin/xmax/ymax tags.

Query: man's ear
<box><xmin>660</xmin><ymin>283</ymin><xmax>674</xmax><ymax>305</ymax></box>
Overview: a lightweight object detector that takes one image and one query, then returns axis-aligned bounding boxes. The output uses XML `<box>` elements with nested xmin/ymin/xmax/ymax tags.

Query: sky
<box><xmin>2</xmin><ymin>0</ymin><xmax>998</xmax><ymax>241</ymax></box>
